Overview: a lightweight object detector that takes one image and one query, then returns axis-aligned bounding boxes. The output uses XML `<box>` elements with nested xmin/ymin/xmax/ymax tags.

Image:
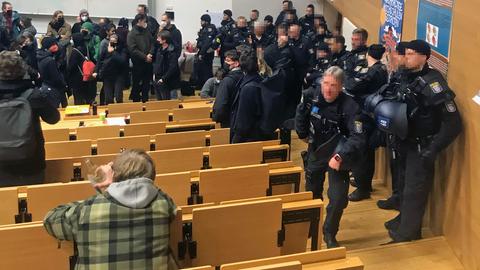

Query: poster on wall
<box><xmin>379</xmin><ymin>0</ymin><xmax>405</xmax><ymax>52</ymax></box>
<box><xmin>417</xmin><ymin>0</ymin><xmax>454</xmax><ymax>75</ymax></box>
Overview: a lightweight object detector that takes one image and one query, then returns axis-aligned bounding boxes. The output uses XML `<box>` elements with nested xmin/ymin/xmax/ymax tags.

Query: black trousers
<box><xmin>103</xmin><ymin>76</ymin><xmax>124</xmax><ymax>104</ymax></box>
<box><xmin>195</xmin><ymin>54</ymin><xmax>214</xmax><ymax>89</ymax></box>
<box><xmin>72</xmin><ymin>81</ymin><xmax>97</xmax><ymax>105</ymax></box>
<box><xmin>388</xmin><ymin>143</ymin><xmax>407</xmax><ymax>206</ymax></box>
<box><xmin>131</xmin><ymin>64</ymin><xmax>152</xmax><ymax>102</ymax></box>
<box><xmin>394</xmin><ymin>142</ymin><xmax>434</xmax><ymax>239</ymax></box>
<box><xmin>154</xmin><ymin>82</ymin><xmax>173</xmax><ymax>100</ymax></box>
<box><xmin>305</xmin><ymin>166</ymin><xmax>350</xmax><ymax>236</ymax></box>
<box><xmin>352</xmin><ymin>148</ymin><xmax>376</xmax><ymax>192</ymax></box>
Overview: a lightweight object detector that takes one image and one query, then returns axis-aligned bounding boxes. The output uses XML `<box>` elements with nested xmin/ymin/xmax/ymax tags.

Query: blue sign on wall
<box><xmin>417</xmin><ymin>0</ymin><xmax>453</xmax><ymax>59</ymax></box>
<box><xmin>379</xmin><ymin>0</ymin><xmax>405</xmax><ymax>51</ymax></box>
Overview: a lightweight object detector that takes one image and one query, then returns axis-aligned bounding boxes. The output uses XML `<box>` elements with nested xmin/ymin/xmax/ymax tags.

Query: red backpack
<box><xmin>73</xmin><ymin>48</ymin><xmax>96</xmax><ymax>81</ymax></box>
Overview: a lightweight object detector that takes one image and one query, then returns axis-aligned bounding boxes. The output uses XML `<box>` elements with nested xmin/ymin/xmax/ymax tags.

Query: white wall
<box><xmin>342</xmin><ymin>17</ymin><xmax>357</xmax><ymax>51</ymax></box>
<box><xmin>231</xmin><ymin>0</ymin><xmax>323</xmax><ymax>24</ymax></box>
<box><xmin>155</xmin><ymin>0</ymin><xmax>232</xmax><ymax>43</ymax></box>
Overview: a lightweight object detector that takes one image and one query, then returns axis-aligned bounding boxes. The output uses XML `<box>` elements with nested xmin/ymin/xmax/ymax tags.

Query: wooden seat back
<box><xmin>145</xmin><ymin>100</ymin><xmax>180</xmax><ymax>111</ymax></box>
<box><xmin>192</xmin><ymin>199</ymin><xmax>282</xmax><ymax>266</ymax></box>
<box><xmin>45</xmin><ymin>157</ymin><xmax>82</xmax><ymax>183</ymax></box>
<box><xmin>0</xmin><ymin>187</ymin><xmax>18</xmax><ymax>225</ymax></box>
<box><xmin>149</xmin><ymin>147</ymin><xmax>205</xmax><ymax>174</ymax></box>
<box><xmin>27</xmin><ymin>181</ymin><xmax>96</xmax><ymax>222</ymax></box>
<box><xmin>76</xmin><ymin>125</ymin><xmax>121</xmax><ymax>140</ymax></box>
<box><xmin>155</xmin><ymin>130</ymin><xmax>208</xmax><ymax>150</ymax></box>
<box><xmin>155</xmin><ymin>172</ymin><xmax>192</xmax><ymax>206</ymax></box>
<box><xmin>199</xmin><ymin>164</ymin><xmax>270</xmax><ymax>203</ymax></box>
<box><xmin>107</xmin><ymin>103</ymin><xmax>143</xmax><ymax>114</ymax></box>
<box><xmin>0</xmin><ymin>223</ymin><xmax>73</xmax><ymax>270</ymax></box>
<box><xmin>123</xmin><ymin>122</ymin><xmax>167</xmax><ymax>137</ymax></box>
<box><xmin>172</xmin><ymin>107</ymin><xmax>211</xmax><ymax>121</ymax></box>
<box><xmin>42</xmin><ymin>128</ymin><xmax>70</xmax><ymax>142</ymax></box>
<box><xmin>209</xmin><ymin>128</ymin><xmax>230</xmax><ymax>146</ymax></box>
<box><xmin>209</xmin><ymin>142</ymin><xmax>263</xmax><ymax>168</ymax></box>
<box><xmin>45</xmin><ymin>140</ymin><xmax>92</xmax><ymax>159</ymax></box>
<box><xmin>130</xmin><ymin>110</ymin><xmax>170</xmax><ymax>124</ymax></box>
<box><xmin>96</xmin><ymin>135</ymin><xmax>151</xmax><ymax>155</ymax></box>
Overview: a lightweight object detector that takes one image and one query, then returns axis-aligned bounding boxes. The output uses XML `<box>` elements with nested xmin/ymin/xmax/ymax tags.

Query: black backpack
<box><xmin>0</xmin><ymin>89</ymin><xmax>37</xmax><ymax>162</ymax></box>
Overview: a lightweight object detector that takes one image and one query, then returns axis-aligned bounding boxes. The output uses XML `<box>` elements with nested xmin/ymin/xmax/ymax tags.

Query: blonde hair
<box><xmin>112</xmin><ymin>149</ymin><xmax>156</xmax><ymax>182</ymax></box>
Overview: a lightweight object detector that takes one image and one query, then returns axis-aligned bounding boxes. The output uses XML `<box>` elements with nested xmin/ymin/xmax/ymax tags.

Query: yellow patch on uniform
<box><xmin>430</xmin><ymin>81</ymin><xmax>443</xmax><ymax>94</ymax></box>
<box><xmin>354</xmin><ymin>121</ymin><xmax>363</xmax><ymax>133</ymax></box>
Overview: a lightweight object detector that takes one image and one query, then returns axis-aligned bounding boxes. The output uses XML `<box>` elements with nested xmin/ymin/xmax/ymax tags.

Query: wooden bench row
<box><xmin>44</xmin><ymin>142</ymin><xmax>291</xmax><ymax>186</ymax></box>
<box><xmin>0</xmin><ymin>192</ymin><xmax>339</xmax><ymax>270</ymax></box>
<box><xmin>43</xmin><ymin>123</ymin><xmax>227</xmax><ymax>143</ymax></box>
<box><xmin>1</xmin><ymin>162</ymin><xmax>302</xmax><ymax>225</ymax></box>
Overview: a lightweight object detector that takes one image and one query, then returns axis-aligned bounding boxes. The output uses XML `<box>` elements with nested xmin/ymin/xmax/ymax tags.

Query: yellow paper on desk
<box><xmin>65</xmin><ymin>105</ymin><xmax>90</xmax><ymax>116</ymax></box>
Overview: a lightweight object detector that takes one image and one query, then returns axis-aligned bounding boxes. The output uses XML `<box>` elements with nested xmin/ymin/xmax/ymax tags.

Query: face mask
<box><xmin>223</xmin><ymin>62</ymin><xmax>231</xmax><ymax>71</ymax></box>
<box><xmin>49</xmin><ymin>44</ymin><xmax>59</xmax><ymax>54</ymax></box>
<box><xmin>58</xmin><ymin>17</ymin><xmax>65</xmax><ymax>24</ymax></box>
<box><xmin>160</xmin><ymin>21</ymin><xmax>167</xmax><ymax>29</ymax></box>
<box><xmin>81</xmin><ymin>16</ymin><xmax>88</xmax><ymax>22</ymax></box>
<box><xmin>5</xmin><ymin>10</ymin><xmax>12</xmax><ymax>16</ymax></box>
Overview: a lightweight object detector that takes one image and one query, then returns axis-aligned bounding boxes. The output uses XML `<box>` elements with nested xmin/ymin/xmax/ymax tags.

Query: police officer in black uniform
<box><xmin>299</xmin><ymin>4</ymin><xmax>315</xmax><ymax>36</ymax></box>
<box><xmin>215</xmin><ymin>10</ymin><xmax>235</xmax><ymax>66</ymax></box>
<box><xmin>194</xmin><ymin>14</ymin><xmax>217</xmax><ymax>88</ymax></box>
<box><xmin>264</xmin><ymin>15</ymin><xmax>276</xmax><ymax>41</ymax></box>
<box><xmin>296</xmin><ymin>66</ymin><xmax>367</xmax><ymax>248</ymax></box>
<box><xmin>223</xmin><ymin>16</ymin><xmax>251</xmax><ymax>51</ymax></box>
<box><xmin>345</xmin><ymin>44</ymin><xmax>389</xmax><ymax>201</ymax></box>
<box><xmin>344</xmin><ymin>28</ymin><xmax>369</xmax><ymax>79</ymax></box>
<box><xmin>288</xmin><ymin>23</ymin><xmax>314</xmax><ymax>115</ymax></box>
<box><xmin>305</xmin><ymin>43</ymin><xmax>331</xmax><ymax>88</ymax></box>
<box><xmin>377</xmin><ymin>41</ymin><xmax>409</xmax><ymax>211</ymax></box>
<box><xmin>367</xmin><ymin>40</ymin><xmax>462</xmax><ymax>243</ymax></box>
<box><xmin>328</xmin><ymin>35</ymin><xmax>348</xmax><ymax>70</ymax></box>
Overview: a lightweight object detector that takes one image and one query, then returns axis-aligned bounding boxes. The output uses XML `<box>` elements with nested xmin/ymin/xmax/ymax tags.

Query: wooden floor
<box><xmin>290</xmin><ymin>134</ymin><xmax>464</xmax><ymax>269</ymax></box>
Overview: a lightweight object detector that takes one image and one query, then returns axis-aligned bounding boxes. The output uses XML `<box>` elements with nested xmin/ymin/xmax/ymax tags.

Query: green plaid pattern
<box><xmin>44</xmin><ymin>189</ymin><xmax>176</xmax><ymax>270</ymax></box>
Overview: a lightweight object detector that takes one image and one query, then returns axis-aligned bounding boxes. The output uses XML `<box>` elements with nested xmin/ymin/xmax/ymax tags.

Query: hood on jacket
<box><xmin>106</xmin><ymin>177</ymin><xmax>159</xmax><ymax>209</ymax></box>
<box><xmin>36</xmin><ymin>49</ymin><xmax>53</xmax><ymax>62</ymax></box>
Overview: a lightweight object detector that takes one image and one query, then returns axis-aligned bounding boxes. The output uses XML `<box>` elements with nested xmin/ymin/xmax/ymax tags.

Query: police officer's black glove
<box><xmin>420</xmin><ymin>148</ymin><xmax>437</xmax><ymax>167</ymax></box>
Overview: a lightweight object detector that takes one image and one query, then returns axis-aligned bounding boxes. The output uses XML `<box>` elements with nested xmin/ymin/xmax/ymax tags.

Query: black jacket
<box><xmin>127</xmin><ymin>25</ymin><xmax>154</xmax><ymax>65</ymax></box>
<box><xmin>197</xmin><ymin>24</ymin><xmax>217</xmax><ymax>56</ymax></box>
<box><xmin>97</xmin><ymin>45</ymin><xmax>129</xmax><ymax>80</ymax></box>
<box><xmin>163</xmin><ymin>24</ymin><xmax>183</xmax><ymax>58</ymax></box>
<box><xmin>295</xmin><ymin>88</ymin><xmax>367</xmax><ymax>169</ymax></box>
<box><xmin>231</xmin><ymin>73</ymin><xmax>268</xmax><ymax>143</ymax></box>
<box><xmin>36</xmin><ymin>49</ymin><xmax>66</xmax><ymax>91</ymax></box>
<box><xmin>0</xmin><ymin>80</ymin><xmax>60</xmax><ymax>176</ymax></box>
<box><xmin>212</xmin><ymin>68</ymin><xmax>244</xmax><ymax>128</ymax></box>
<box><xmin>344</xmin><ymin>45</ymin><xmax>368</xmax><ymax>78</ymax></box>
<box><xmin>223</xmin><ymin>27</ymin><xmax>250</xmax><ymax>50</ymax></box>
<box><xmin>153</xmin><ymin>43</ymin><xmax>180</xmax><ymax>87</ymax></box>
<box><xmin>345</xmin><ymin>61</ymin><xmax>389</xmax><ymax>107</ymax></box>
<box><xmin>67</xmin><ymin>45</ymin><xmax>88</xmax><ymax>90</ymax></box>
<box><xmin>330</xmin><ymin>48</ymin><xmax>348</xmax><ymax>70</ymax></box>
<box><xmin>252</xmin><ymin>34</ymin><xmax>274</xmax><ymax>50</ymax></box>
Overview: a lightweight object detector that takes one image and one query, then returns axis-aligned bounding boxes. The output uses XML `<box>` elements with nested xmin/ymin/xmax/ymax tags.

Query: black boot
<box><xmin>377</xmin><ymin>197</ymin><xmax>400</xmax><ymax>210</ymax></box>
<box><xmin>323</xmin><ymin>233</ymin><xmax>340</xmax><ymax>249</ymax></box>
<box><xmin>348</xmin><ymin>188</ymin><xmax>371</xmax><ymax>202</ymax></box>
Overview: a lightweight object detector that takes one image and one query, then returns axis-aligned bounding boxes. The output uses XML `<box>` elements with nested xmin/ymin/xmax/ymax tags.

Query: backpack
<box><xmin>73</xmin><ymin>48</ymin><xmax>96</xmax><ymax>82</ymax></box>
<box><xmin>246</xmin><ymin>69</ymin><xmax>287</xmax><ymax>136</ymax></box>
<box><xmin>0</xmin><ymin>89</ymin><xmax>37</xmax><ymax>162</ymax></box>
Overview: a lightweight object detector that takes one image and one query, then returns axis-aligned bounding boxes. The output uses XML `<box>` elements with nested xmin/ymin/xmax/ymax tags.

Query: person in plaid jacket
<box><xmin>44</xmin><ymin>149</ymin><xmax>177</xmax><ymax>270</ymax></box>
